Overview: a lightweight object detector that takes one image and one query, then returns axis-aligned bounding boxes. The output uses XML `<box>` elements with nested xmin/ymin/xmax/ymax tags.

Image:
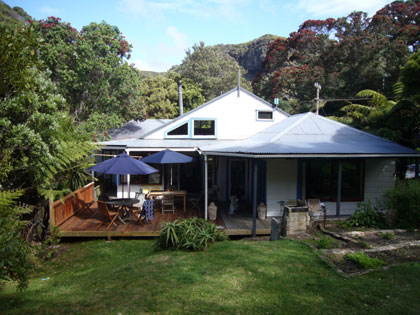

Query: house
<box><xmin>100</xmin><ymin>86</ymin><xmax>419</xmax><ymax>222</ymax></box>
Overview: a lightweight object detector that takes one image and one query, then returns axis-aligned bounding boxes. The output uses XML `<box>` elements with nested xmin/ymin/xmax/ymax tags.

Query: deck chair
<box><xmin>307</xmin><ymin>199</ymin><xmax>326</xmax><ymax>218</ymax></box>
<box><xmin>97</xmin><ymin>201</ymin><xmax>119</xmax><ymax>230</ymax></box>
<box><xmin>76</xmin><ymin>192</ymin><xmax>95</xmax><ymax>216</ymax></box>
<box><xmin>161</xmin><ymin>192</ymin><xmax>175</xmax><ymax>213</ymax></box>
<box><xmin>134</xmin><ymin>199</ymin><xmax>155</xmax><ymax>224</ymax></box>
<box><xmin>189</xmin><ymin>191</ymin><xmax>203</xmax><ymax>211</ymax></box>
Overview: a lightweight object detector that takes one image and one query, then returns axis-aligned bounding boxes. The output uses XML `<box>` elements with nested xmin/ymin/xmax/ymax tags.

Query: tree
<box><xmin>0</xmin><ymin>190</ymin><xmax>32</xmax><ymax>290</ymax></box>
<box><xmin>0</xmin><ymin>22</ymin><xmax>95</xmax><ymax>236</ymax></box>
<box><xmin>175</xmin><ymin>42</ymin><xmax>251</xmax><ymax>100</ymax></box>
<box><xmin>32</xmin><ymin>18</ymin><xmax>145</xmax><ymax>122</ymax></box>
<box><xmin>140</xmin><ymin>72</ymin><xmax>205</xmax><ymax>118</ymax></box>
<box><xmin>253</xmin><ymin>1</ymin><xmax>419</xmax><ymax>114</ymax></box>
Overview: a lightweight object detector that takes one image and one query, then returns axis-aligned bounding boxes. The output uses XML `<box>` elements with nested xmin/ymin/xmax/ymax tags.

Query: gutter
<box><xmin>197</xmin><ymin>151</ymin><xmax>420</xmax><ymax>158</ymax></box>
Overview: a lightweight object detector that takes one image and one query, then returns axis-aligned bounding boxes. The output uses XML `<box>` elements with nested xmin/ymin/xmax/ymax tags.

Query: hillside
<box><xmin>0</xmin><ymin>0</ymin><xmax>30</xmax><ymax>25</ymax></box>
<box><xmin>214</xmin><ymin>34</ymin><xmax>281</xmax><ymax>80</ymax></box>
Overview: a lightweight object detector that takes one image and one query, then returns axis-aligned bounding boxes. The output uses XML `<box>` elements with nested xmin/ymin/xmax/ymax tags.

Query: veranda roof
<box><xmin>199</xmin><ymin>113</ymin><xmax>420</xmax><ymax>157</ymax></box>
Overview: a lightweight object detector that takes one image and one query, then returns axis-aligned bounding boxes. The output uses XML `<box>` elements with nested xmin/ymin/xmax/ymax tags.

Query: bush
<box><xmin>378</xmin><ymin>232</ymin><xmax>395</xmax><ymax>240</ymax></box>
<box><xmin>346</xmin><ymin>252</ymin><xmax>386</xmax><ymax>269</ymax></box>
<box><xmin>317</xmin><ymin>237</ymin><xmax>335</xmax><ymax>249</ymax></box>
<box><xmin>0</xmin><ymin>190</ymin><xmax>32</xmax><ymax>291</ymax></box>
<box><xmin>382</xmin><ymin>180</ymin><xmax>420</xmax><ymax>229</ymax></box>
<box><xmin>156</xmin><ymin>217</ymin><xmax>228</xmax><ymax>251</ymax></box>
<box><xmin>346</xmin><ymin>199</ymin><xmax>387</xmax><ymax>228</ymax></box>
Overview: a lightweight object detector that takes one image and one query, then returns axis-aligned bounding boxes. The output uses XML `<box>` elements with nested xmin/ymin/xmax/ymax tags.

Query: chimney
<box><xmin>178</xmin><ymin>80</ymin><xmax>183</xmax><ymax>116</ymax></box>
<box><xmin>237</xmin><ymin>70</ymin><xmax>241</xmax><ymax>97</ymax></box>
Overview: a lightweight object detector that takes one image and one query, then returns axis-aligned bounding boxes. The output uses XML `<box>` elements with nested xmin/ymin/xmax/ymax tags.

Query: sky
<box><xmin>6</xmin><ymin>0</ymin><xmax>392</xmax><ymax>72</ymax></box>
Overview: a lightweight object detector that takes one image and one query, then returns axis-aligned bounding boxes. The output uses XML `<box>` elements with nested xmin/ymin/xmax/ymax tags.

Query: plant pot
<box><xmin>257</xmin><ymin>202</ymin><xmax>267</xmax><ymax>219</ymax></box>
<box><xmin>208</xmin><ymin>202</ymin><xmax>217</xmax><ymax>221</ymax></box>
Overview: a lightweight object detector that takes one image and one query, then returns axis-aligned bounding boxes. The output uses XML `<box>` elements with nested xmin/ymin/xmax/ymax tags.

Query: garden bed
<box><xmin>302</xmin><ymin>228</ymin><xmax>420</xmax><ymax>275</ymax></box>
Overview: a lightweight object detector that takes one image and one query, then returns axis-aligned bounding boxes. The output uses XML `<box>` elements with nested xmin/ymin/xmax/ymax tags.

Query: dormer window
<box><xmin>257</xmin><ymin>110</ymin><xmax>273</xmax><ymax>120</ymax></box>
<box><xmin>193</xmin><ymin>119</ymin><xmax>215</xmax><ymax>136</ymax></box>
<box><xmin>167</xmin><ymin>122</ymin><xmax>188</xmax><ymax>136</ymax></box>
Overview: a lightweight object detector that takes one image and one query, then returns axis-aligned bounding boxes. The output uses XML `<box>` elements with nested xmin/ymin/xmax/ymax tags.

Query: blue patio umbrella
<box><xmin>89</xmin><ymin>152</ymin><xmax>158</xmax><ymax>197</ymax></box>
<box><xmin>141</xmin><ymin>149</ymin><xmax>193</xmax><ymax>188</ymax></box>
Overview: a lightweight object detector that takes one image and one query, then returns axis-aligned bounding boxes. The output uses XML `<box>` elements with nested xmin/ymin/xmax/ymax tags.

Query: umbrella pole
<box><xmin>121</xmin><ymin>174</ymin><xmax>124</xmax><ymax>198</ymax></box>
<box><xmin>170</xmin><ymin>164</ymin><xmax>173</xmax><ymax>190</ymax></box>
<box><xmin>128</xmin><ymin>174</ymin><xmax>131</xmax><ymax>198</ymax></box>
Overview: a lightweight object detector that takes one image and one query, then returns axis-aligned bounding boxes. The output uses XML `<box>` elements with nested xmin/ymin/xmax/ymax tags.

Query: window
<box><xmin>129</xmin><ymin>165</ymin><xmax>163</xmax><ymax>185</ymax></box>
<box><xmin>167</xmin><ymin>122</ymin><xmax>188</xmax><ymax>136</ymax></box>
<box><xmin>257</xmin><ymin>111</ymin><xmax>273</xmax><ymax>120</ymax></box>
<box><xmin>193</xmin><ymin>119</ymin><xmax>215</xmax><ymax>136</ymax></box>
<box><xmin>306</xmin><ymin>160</ymin><xmax>364</xmax><ymax>201</ymax></box>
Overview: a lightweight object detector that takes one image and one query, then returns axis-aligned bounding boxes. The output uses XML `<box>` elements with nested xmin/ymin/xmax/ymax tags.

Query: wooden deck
<box><xmin>58</xmin><ymin>202</ymin><xmax>271</xmax><ymax>237</ymax></box>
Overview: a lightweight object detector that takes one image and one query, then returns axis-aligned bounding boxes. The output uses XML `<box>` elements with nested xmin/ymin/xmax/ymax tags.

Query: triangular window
<box><xmin>167</xmin><ymin>122</ymin><xmax>188</xmax><ymax>136</ymax></box>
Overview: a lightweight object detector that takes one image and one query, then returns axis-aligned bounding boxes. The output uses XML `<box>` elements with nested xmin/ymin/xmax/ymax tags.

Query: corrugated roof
<box><xmin>108</xmin><ymin>119</ymin><xmax>172</xmax><ymax>140</ymax></box>
<box><xmin>200</xmin><ymin>113</ymin><xmax>419</xmax><ymax>156</ymax></box>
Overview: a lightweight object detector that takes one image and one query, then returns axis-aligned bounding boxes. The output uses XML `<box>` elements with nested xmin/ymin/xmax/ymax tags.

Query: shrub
<box><xmin>346</xmin><ymin>199</ymin><xmax>387</xmax><ymax>228</ymax></box>
<box><xmin>0</xmin><ymin>190</ymin><xmax>32</xmax><ymax>291</ymax></box>
<box><xmin>345</xmin><ymin>252</ymin><xmax>386</xmax><ymax>269</ymax></box>
<box><xmin>317</xmin><ymin>237</ymin><xmax>335</xmax><ymax>249</ymax></box>
<box><xmin>378</xmin><ymin>232</ymin><xmax>395</xmax><ymax>240</ymax></box>
<box><xmin>156</xmin><ymin>217</ymin><xmax>227</xmax><ymax>251</ymax></box>
<box><xmin>382</xmin><ymin>180</ymin><xmax>420</xmax><ymax>229</ymax></box>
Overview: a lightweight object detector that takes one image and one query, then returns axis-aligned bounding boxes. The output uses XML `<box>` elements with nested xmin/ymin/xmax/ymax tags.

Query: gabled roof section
<box><xmin>108</xmin><ymin>119</ymin><xmax>172</xmax><ymax>140</ymax></box>
<box><xmin>200</xmin><ymin>112</ymin><xmax>420</xmax><ymax>157</ymax></box>
<box><xmin>140</xmin><ymin>87</ymin><xmax>289</xmax><ymax>139</ymax></box>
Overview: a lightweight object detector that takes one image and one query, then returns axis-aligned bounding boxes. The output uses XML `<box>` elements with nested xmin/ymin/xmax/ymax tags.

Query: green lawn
<box><xmin>1</xmin><ymin>239</ymin><xmax>419</xmax><ymax>314</ymax></box>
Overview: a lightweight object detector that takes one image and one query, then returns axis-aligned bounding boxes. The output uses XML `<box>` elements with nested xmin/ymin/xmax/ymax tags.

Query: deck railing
<box><xmin>51</xmin><ymin>182</ymin><xmax>94</xmax><ymax>226</ymax></box>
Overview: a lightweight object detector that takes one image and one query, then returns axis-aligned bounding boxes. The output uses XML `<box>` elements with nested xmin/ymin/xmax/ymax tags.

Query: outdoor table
<box><xmin>105</xmin><ymin>198</ymin><xmax>139</xmax><ymax>223</ymax></box>
<box><xmin>149</xmin><ymin>190</ymin><xmax>187</xmax><ymax>212</ymax></box>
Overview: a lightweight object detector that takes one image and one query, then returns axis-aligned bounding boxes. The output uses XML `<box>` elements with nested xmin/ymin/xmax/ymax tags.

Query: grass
<box><xmin>1</xmin><ymin>239</ymin><xmax>420</xmax><ymax>314</ymax></box>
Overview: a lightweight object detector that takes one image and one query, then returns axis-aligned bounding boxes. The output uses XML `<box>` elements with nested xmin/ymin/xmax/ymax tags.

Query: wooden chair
<box><xmin>97</xmin><ymin>201</ymin><xmax>119</xmax><ymax>230</ymax></box>
<box><xmin>189</xmin><ymin>191</ymin><xmax>203</xmax><ymax>211</ymax></box>
<box><xmin>76</xmin><ymin>192</ymin><xmax>95</xmax><ymax>216</ymax></box>
<box><xmin>161</xmin><ymin>192</ymin><xmax>175</xmax><ymax>213</ymax></box>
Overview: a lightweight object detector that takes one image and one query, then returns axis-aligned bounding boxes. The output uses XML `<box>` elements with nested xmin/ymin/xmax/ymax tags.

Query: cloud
<box><xmin>117</xmin><ymin>0</ymin><xmax>248</xmax><ymax>21</ymax></box>
<box><xmin>130</xmin><ymin>26</ymin><xmax>189</xmax><ymax>72</ymax></box>
<box><xmin>39</xmin><ymin>6</ymin><xmax>62</xmax><ymax>17</ymax></box>
<box><xmin>295</xmin><ymin>0</ymin><xmax>390</xmax><ymax>17</ymax></box>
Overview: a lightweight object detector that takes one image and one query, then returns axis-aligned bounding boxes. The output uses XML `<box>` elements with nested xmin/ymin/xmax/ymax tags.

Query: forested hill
<box><xmin>0</xmin><ymin>0</ymin><xmax>30</xmax><ymax>24</ymax></box>
<box><xmin>213</xmin><ymin>34</ymin><xmax>280</xmax><ymax>80</ymax></box>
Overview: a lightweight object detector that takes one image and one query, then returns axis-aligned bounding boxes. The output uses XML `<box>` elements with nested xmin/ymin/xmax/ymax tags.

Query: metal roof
<box><xmin>199</xmin><ymin>113</ymin><xmax>420</xmax><ymax>157</ymax></box>
<box><xmin>108</xmin><ymin>119</ymin><xmax>172</xmax><ymax>140</ymax></box>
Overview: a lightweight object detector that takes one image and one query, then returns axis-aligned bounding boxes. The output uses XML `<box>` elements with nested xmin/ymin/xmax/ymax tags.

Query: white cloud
<box><xmin>130</xmin><ymin>26</ymin><xmax>189</xmax><ymax>72</ymax></box>
<box><xmin>39</xmin><ymin>6</ymin><xmax>62</xmax><ymax>17</ymax></box>
<box><xmin>295</xmin><ymin>0</ymin><xmax>390</xmax><ymax>17</ymax></box>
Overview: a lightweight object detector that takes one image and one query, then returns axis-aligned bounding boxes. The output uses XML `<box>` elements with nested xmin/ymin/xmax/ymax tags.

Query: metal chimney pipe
<box><xmin>178</xmin><ymin>80</ymin><xmax>183</xmax><ymax>116</ymax></box>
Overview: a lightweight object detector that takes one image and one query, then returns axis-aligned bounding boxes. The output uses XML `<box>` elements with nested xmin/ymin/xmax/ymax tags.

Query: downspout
<box><xmin>204</xmin><ymin>154</ymin><xmax>208</xmax><ymax>220</ymax></box>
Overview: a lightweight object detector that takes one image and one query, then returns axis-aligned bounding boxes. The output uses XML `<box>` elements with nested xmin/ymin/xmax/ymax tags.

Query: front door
<box><xmin>229</xmin><ymin>159</ymin><xmax>247</xmax><ymax>199</ymax></box>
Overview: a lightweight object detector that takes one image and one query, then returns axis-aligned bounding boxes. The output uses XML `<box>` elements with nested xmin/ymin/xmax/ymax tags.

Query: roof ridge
<box><xmin>269</xmin><ymin>113</ymin><xmax>310</xmax><ymax>142</ymax></box>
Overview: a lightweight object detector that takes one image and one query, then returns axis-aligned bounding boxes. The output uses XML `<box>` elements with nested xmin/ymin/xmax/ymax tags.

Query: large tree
<box><xmin>32</xmin><ymin>17</ymin><xmax>144</xmax><ymax>123</ymax></box>
<box><xmin>140</xmin><ymin>72</ymin><xmax>205</xmax><ymax>119</ymax></box>
<box><xmin>174</xmin><ymin>42</ymin><xmax>251</xmax><ymax>100</ymax></box>
<box><xmin>253</xmin><ymin>1</ymin><xmax>419</xmax><ymax>114</ymax></box>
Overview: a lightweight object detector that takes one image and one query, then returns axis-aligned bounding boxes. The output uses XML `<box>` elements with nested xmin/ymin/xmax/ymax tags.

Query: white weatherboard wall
<box><xmin>266</xmin><ymin>159</ymin><xmax>297</xmax><ymax>217</ymax></box>
<box><xmin>321</xmin><ymin>159</ymin><xmax>396</xmax><ymax>216</ymax></box>
<box><xmin>145</xmin><ymin>90</ymin><xmax>287</xmax><ymax>140</ymax></box>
